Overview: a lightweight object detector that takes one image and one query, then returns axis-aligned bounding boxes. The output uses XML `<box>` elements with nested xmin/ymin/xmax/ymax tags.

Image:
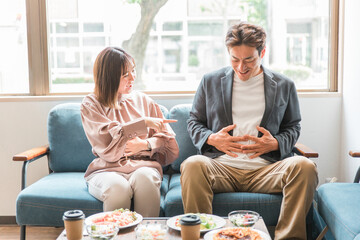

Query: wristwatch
<box><xmin>146</xmin><ymin>140</ymin><xmax>152</xmax><ymax>151</ymax></box>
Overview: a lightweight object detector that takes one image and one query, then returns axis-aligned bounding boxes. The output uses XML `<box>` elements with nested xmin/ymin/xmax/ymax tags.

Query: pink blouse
<box><xmin>80</xmin><ymin>91</ymin><xmax>179</xmax><ymax>179</ymax></box>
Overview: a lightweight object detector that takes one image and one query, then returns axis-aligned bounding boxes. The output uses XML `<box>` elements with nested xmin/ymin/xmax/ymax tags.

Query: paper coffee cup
<box><xmin>180</xmin><ymin>214</ymin><xmax>201</xmax><ymax>240</ymax></box>
<box><xmin>63</xmin><ymin>210</ymin><xmax>85</xmax><ymax>240</ymax></box>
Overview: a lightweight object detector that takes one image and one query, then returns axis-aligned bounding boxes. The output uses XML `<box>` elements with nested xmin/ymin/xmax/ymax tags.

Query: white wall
<box><xmin>0</xmin><ymin>94</ymin><xmax>341</xmax><ymax>216</ymax></box>
<box><xmin>340</xmin><ymin>0</ymin><xmax>360</xmax><ymax>182</ymax></box>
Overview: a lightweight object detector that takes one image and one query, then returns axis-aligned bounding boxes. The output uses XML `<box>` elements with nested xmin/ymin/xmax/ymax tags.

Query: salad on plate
<box><xmin>86</xmin><ymin>208</ymin><xmax>143</xmax><ymax>229</ymax></box>
<box><xmin>167</xmin><ymin>213</ymin><xmax>226</xmax><ymax>232</ymax></box>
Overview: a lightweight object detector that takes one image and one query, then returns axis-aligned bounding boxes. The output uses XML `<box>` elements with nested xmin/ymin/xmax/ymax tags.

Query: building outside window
<box><xmin>0</xmin><ymin>0</ymin><xmax>334</xmax><ymax>95</ymax></box>
<box><xmin>0</xmin><ymin>0</ymin><xmax>29</xmax><ymax>94</ymax></box>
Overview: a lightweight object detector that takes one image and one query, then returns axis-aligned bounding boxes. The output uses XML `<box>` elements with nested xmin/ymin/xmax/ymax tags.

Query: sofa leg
<box><xmin>20</xmin><ymin>225</ymin><xmax>26</xmax><ymax>240</ymax></box>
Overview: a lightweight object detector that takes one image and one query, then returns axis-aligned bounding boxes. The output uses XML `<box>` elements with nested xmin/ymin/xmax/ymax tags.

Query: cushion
<box><xmin>164</xmin><ymin>174</ymin><xmax>283</xmax><ymax>226</ymax></box>
<box><xmin>48</xmin><ymin>103</ymin><xmax>94</xmax><ymax>172</ymax></box>
<box><xmin>16</xmin><ymin>172</ymin><xmax>102</xmax><ymax>226</ymax></box>
<box><xmin>16</xmin><ymin>172</ymin><xmax>170</xmax><ymax>226</ymax></box>
<box><xmin>168</xmin><ymin>104</ymin><xmax>198</xmax><ymax>172</ymax></box>
<box><xmin>317</xmin><ymin>183</ymin><xmax>360</xmax><ymax>240</ymax></box>
<box><xmin>159</xmin><ymin>174</ymin><xmax>170</xmax><ymax>217</ymax></box>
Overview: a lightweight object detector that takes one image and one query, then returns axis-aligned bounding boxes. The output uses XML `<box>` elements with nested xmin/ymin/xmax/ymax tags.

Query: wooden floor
<box><xmin>0</xmin><ymin>225</ymin><xmax>64</xmax><ymax>240</ymax></box>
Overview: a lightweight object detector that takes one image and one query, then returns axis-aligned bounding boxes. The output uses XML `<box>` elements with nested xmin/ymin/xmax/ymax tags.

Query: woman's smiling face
<box><xmin>118</xmin><ymin>64</ymin><xmax>136</xmax><ymax>94</ymax></box>
<box><xmin>229</xmin><ymin>45</ymin><xmax>265</xmax><ymax>81</ymax></box>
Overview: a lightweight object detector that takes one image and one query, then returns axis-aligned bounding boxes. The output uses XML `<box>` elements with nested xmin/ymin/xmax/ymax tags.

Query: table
<box><xmin>57</xmin><ymin>217</ymin><xmax>269</xmax><ymax>239</ymax></box>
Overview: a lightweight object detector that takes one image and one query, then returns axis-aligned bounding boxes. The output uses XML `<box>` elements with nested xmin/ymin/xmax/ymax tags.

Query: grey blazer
<box><xmin>187</xmin><ymin>66</ymin><xmax>301</xmax><ymax>163</ymax></box>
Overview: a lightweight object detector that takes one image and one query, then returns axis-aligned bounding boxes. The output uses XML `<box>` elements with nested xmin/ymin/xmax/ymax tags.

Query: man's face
<box><xmin>229</xmin><ymin>45</ymin><xmax>265</xmax><ymax>81</ymax></box>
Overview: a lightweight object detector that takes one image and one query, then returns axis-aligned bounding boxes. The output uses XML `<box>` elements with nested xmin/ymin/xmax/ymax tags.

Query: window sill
<box><xmin>0</xmin><ymin>91</ymin><xmax>341</xmax><ymax>102</ymax></box>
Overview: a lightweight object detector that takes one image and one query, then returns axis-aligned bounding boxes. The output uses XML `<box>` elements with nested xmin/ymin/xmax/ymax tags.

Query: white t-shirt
<box><xmin>215</xmin><ymin>72</ymin><xmax>271</xmax><ymax>170</ymax></box>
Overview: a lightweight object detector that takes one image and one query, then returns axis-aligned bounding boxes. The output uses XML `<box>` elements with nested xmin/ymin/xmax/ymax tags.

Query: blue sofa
<box><xmin>314</xmin><ymin>151</ymin><xmax>360</xmax><ymax>240</ymax></box>
<box><xmin>14</xmin><ymin>102</ymin><xmax>317</xmax><ymax>239</ymax></box>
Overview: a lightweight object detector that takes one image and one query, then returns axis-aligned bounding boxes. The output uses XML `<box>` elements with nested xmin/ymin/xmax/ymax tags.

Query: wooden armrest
<box><xmin>294</xmin><ymin>143</ymin><xmax>319</xmax><ymax>158</ymax></box>
<box><xmin>349</xmin><ymin>151</ymin><xmax>360</xmax><ymax>157</ymax></box>
<box><xmin>13</xmin><ymin>145</ymin><xmax>49</xmax><ymax>161</ymax></box>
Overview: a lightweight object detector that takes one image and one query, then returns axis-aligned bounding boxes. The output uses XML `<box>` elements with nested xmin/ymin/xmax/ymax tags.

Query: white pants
<box><xmin>86</xmin><ymin>167</ymin><xmax>162</xmax><ymax>217</ymax></box>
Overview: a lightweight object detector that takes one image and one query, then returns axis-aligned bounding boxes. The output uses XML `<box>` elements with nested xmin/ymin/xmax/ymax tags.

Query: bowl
<box><xmin>135</xmin><ymin>223</ymin><xmax>168</xmax><ymax>240</ymax></box>
<box><xmin>86</xmin><ymin>221</ymin><xmax>119</xmax><ymax>240</ymax></box>
<box><xmin>228</xmin><ymin>210</ymin><xmax>260</xmax><ymax>228</ymax></box>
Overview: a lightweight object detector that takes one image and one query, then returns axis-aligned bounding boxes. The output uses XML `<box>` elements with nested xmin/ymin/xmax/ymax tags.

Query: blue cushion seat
<box><xmin>16</xmin><ymin>172</ymin><xmax>102</xmax><ymax>226</ymax></box>
<box><xmin>316</xmin><ymin>183</ymin><xmax>360</xmax><ymax>240</ymax></box>
<box><xmin>16</xmin><ymin>172</ymin><xmax>170</xmax><ymax>226</ymax></box>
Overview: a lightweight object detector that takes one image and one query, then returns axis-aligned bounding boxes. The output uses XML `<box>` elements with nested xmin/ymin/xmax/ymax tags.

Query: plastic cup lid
<box><xmin>63</xmin><ymin>210</ymin><xmax>85</xmax><ymax>221</ymax></box>
<box><xmin>179</xmin><ymin>214</ymin><xmax>201</xmax><ymax>226</ymax></box>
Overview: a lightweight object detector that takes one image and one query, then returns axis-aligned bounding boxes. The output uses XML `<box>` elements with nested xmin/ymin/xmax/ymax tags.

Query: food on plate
<box><xmin>213</xmin><ymin>228</ymin><xmax>263</xmax><ymax>240</ymax></box>
<box><xmin>86</xmin><ymin>221</ymin><xmax>118</xmax><ymax>240</ymax></box>
<box><xmin>135</xmin><ymin>223</ymin><xmax>167</xmax><ymax>240</ymax></box>
<box><xmin>91</xmin><ymin>208</ymin><xmax>138</xmax><ymax>227</ymax></box>
<box><xmin>228</xmin><ymin>210</ymin><xmax>259</xmax><ymax>228</ymax></box>
<box><xmin>174</xmin><ymin>213</ymin><xmax>216</xmax><ymax>230</ymax></box>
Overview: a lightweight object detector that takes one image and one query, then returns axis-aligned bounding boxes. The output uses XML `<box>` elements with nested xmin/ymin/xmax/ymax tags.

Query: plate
<box><xmin>85</xmin><ymin>211</ymin><xmax>143</xmax><ymax>230</ymax></box>
<box><xmin>203</xmin><ymin>227</ymin><xmax>271</xmax><ymax>240</ymax></box>
<box><xmin>166</xmin><ymin>214</ymin><xmax>226</xmax><ymax>233</ymax></box>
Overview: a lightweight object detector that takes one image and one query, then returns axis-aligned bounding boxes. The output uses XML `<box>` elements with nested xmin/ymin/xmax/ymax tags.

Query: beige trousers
<box><xmin>180</xmin><ymin>155</ymin><xmax>318</xmax><ymax>240</ymax></box>
<box><xmin>86</xmin><ymin>167</ymin><xmax>161</xmax><ymax>217</ymax></box>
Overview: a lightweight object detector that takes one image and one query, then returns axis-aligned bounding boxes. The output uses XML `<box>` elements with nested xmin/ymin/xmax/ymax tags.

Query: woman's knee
<box><xmin>102</xmin><ymin>181</ymin><xmax>132</xmax><ymax>211</ymax></box>
<box><xmin>130</xmin><ymin>167</ymin><xmax>161</xmax><ymax>189</ymax></box>
<box><xmin>87</xmin><ymin>172</ymin><xmax>130</xmax><ymax>201</ymax></box>
<box><xmin>104</xmin><ymin>181</ymin><xmax>132</xmax><ymax>199</ymax></box>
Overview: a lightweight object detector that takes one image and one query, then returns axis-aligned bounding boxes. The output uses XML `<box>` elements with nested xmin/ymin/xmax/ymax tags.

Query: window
<box><xmin>0</xmin><ymin>0</ymin><xmax>29</xmax><ymax>94</ymax></box>
<box><xmin>0</xmin><ymin>0</ymin><xmax>340</xmax><ymax>95</ymax></box>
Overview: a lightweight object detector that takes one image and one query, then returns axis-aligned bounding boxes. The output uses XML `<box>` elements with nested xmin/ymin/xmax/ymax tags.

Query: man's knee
<box><xmin>290</xmin><ymin>156</ymin><xmax>318</xmax><ymax>182</ymax></box>
<box><xmin>180</xmin><ymin>155</ymin><xmax>210</xmax><ymax>174</ymax></box>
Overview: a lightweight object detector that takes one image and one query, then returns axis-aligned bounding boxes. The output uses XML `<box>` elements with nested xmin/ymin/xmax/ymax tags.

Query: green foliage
<box><xmin>126</xmin><ymin>0</ymin><xmax>141</xmax><ymax>4</ymax></box>
<box><xmin>53</xmin><ymin>77</ymin><xmax>94</xmax><ymax>84</ymax></box>
<box><xmin>274</xmin><ymin>65</ymin><xmax>312</xmax><ymax>83</ymax></box>
<box><xmin>188</xmin><ymin>54</ymin><xmax>200</xmax><ymax>67</ymax></box>
<box><xmin>244</xmin><ymin>0</ymin><xmax>267</xmax><ymax>30</ymax></box>
<box><xmin>198</xmin><ymin>0</ymin><xmax>267</xmax><ymax>30</ymax></box>
<box><xmin>283</xmin><ymin>68</ymin><xmax>311</xmax><ymax>82</ymax></box>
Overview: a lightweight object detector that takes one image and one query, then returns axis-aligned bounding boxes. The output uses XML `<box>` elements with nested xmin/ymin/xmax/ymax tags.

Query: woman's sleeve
<box><xmin>80</xmin><ymin>101</ymin><xmax>148</xmax><ymax>162</ymax></box>
<box><xmin>146</xmin><ymin>102</ymin><xmax>179</xmax><ymax>166</ymax></box>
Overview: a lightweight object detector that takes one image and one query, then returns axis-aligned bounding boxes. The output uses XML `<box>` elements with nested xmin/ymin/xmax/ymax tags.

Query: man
<box><xmin>180</xmin><ymin>22</ymin><xmax>318</xmax><ymax>239</ymax></box>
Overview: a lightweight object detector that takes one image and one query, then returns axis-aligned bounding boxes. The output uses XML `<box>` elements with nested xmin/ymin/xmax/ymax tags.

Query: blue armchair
<box><xmin>315</xmin><ymin>151</ymin><xmax>360</xmax><ymax>239</ymax></box>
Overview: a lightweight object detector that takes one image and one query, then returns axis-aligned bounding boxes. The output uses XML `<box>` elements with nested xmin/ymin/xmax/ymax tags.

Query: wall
<box><xmin>340</xmin><ymin>0</ymin><xmax>360</xmax><ymax>182</ymax></box>
<box><xmin>0</xmin><ymin>94</ymin><xmax>341</xmax><ymax>216</ymax></box>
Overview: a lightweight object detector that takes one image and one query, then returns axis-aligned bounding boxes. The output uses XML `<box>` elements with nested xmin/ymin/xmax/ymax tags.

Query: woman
<box><xmin>81</xmin><ymin>47</ymin><xmax>179</xmax><ymax>217</ymax></box>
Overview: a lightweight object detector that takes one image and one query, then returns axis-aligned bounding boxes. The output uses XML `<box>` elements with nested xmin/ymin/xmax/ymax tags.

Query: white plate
<box><xmin>203</xmin><ymin>227</ymin><xmax>271</xmax><ymax>240</ymax></box>
<box><xmin>85</xmin><ymin>211</ymin><xmax>143</xmax><ymax>230</ymax></box>
<box><xmin>166</xmin><ymin>214</ymin><xmax>226</xmax><ymax>233</ymax></box>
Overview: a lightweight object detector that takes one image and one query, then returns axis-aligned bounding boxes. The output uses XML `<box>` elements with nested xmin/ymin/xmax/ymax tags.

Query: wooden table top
<box><xmin>57</xmin><ymin>217</ymin><xmax>269</xmax><ymax>240</ymax></box>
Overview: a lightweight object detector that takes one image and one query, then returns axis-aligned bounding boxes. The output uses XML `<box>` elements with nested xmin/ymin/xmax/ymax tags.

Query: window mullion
<box><xmin>329</xmin><ymin>0</ymin><xmax>340</xmax><ymax>92</ymax></box>
<box><xmin>26</xmin><ymin>0</ymin><xmax>49</xmax><ymax>95</ymax></box>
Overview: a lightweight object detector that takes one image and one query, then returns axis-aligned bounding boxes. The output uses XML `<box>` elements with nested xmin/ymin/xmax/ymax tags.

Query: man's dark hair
<box><xmin>225</xmin><ymin>22</ymin><xmax>266</xmax><ymax>55</ymax></box>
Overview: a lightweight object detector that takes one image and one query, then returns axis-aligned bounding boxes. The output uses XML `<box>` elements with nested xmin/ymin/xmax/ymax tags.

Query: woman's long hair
<box><xmin>93</xmin><ymin>47</ymin><xmax>134</xmax><ymax>108</ymax></box>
